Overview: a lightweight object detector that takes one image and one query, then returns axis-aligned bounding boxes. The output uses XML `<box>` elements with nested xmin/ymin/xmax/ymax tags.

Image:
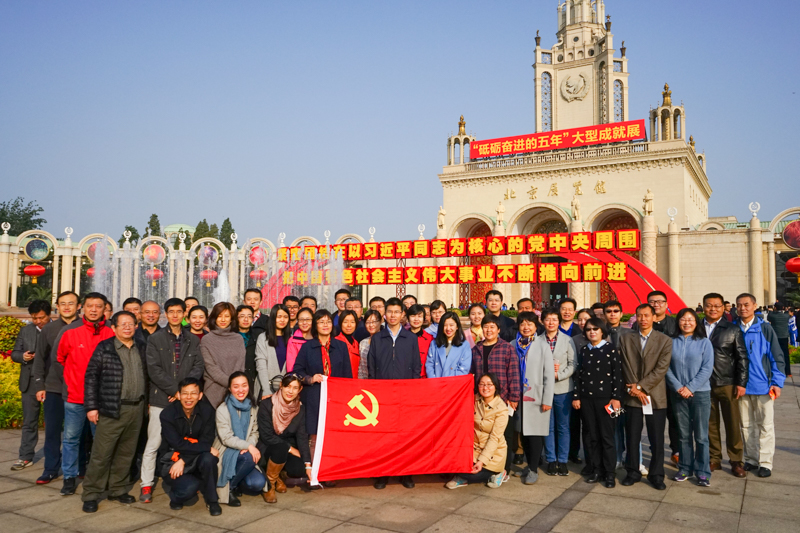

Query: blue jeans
<box><xmin>230</xmin><ymin>452</ymin><xmax>266</xmax><ymax>493</ymax></box>
<box><xmin>545</xmin><ymin>393</ymin><xmax>572</xmax><ymax>463</ymax></box>
<box><xmin>63</xmin><ymin>402</ymin><xmax>95</xmax><ymax>479</ymax></box>
<box><xmin>673</xmin><ymin>390</ymin><xmax>711</xmax><ymax>479</ymax></box>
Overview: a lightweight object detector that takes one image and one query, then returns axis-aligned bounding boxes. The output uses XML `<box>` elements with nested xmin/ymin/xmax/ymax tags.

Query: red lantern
<box><xmin>249</xmin><ymin>269</ymin><xmax>268</xmax><ymax>287</ymax></box>
<box><xmin>200</xmin><ymin>269</ymin><xmax>218</xmax><ymax>287</ymax></box>
<box><xmin>145</xmin><ymin>268</ymin><xmax>164</xmax><ymax>287</ymax></box>
<box><xmin>87</xmin><ymin>267</ymin><xmax>95</xmax><ymax>278</ymax></box>
<box><xmin>24</xmin><ymin>264</ymin><xmax>46</xmax><ymax>284</ymax></box>
<box><xmin>786</xmin><ymin>257</ymin><xmax>800</xmax><ymax>283</ymax></box>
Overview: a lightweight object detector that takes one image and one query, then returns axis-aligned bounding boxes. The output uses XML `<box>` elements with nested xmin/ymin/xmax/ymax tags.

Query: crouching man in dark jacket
<box><xmin>159</xmin><ymin>377</ymin><xmax>221</xmax><ymax>516</ymax></box>
<box><xmin>81</xmin><ymin>311</ymin><xmax>148</xmax><ymax>513</ymax></box>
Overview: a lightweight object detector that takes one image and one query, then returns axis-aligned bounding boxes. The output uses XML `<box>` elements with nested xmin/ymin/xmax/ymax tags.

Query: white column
<box><xmin>0</xmin><ymin>230</ymin><xmax>10</xmax><ymax>306</ymax></box>
<box><xmin>73</xmin><ymin>252</ymin><xmax>81</xmax><ymax>296</ymax></box>
<box><xmin>569</xmin><ymin>219</ymin><xmax>585</xmax><ymax>309</ymax></box>
<box><xmin>51</xmin><ymin>254</ymin><xmax>60</xmax><ymax>306</ymax></box>
<box><xmin>668</xmin><ymin>218</ymin><xmax>680</xmax><ymax>296</ymax></box>
<box><xmin>680</xmin><ymin>112</ymin><xmax>686</xmax><ymax>140</ymax></box>
<box><xmin>59</xmin><ymin>239</ymin><xmax>73</xmax><ymax>293</ymax></box>
<box><xmin>111</xmin><ymin>255</ymin><xmax>120</xmax><ymax>309</ymax></box>
<box><xmin>748</xmin><ymin>215</ymin><xmax>764</xmax><ymax>303</ymax></box>
<box><xmin>132</xmin><ymin>257</ymin><xmax>140</xmax><ymax>300</ymax></box>
<box><xmin>767</xmin><ymin>240</ymin><xmax>776</xmax><ymax>305</ymax></box>
<box><xmin>10</xmin><ymin>249</ymin><xmax>19</xmax><ymax>307</ymax></box>
<box><xmin>168</xmin><ymin>250</ymin><xmax>176</xmax><ymax>299</ymax></box>
<box><xmin>228</xmin><ymin>244</ymin><xmax>239</xmax><ymax>303</ymax></box>
<box><xmin>642</xmin><ymin>215</ymin><xmax>657</xmax><ymax>272</ymax></box>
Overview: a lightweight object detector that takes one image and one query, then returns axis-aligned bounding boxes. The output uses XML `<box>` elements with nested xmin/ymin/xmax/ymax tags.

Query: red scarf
<box><xmin>321</xmin><ymin>340</ymin><xmax>332</xmax><ymax>376</ymax></box>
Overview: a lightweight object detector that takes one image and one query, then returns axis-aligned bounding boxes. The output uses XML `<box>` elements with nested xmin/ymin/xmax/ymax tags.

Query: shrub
<box><xmin>790</xmin><ymin>346</ymin><xmax>800</xmax><ymax>365</ymax></box>
<box><xmin>0</xmin><ymin>357</ymin><xmax>26</xmax><ymax>428</ymax></box>
<box><xmin>0</xmin><ymin>316</ymin><xmax>24</xmax><ymax>354</ymax></box>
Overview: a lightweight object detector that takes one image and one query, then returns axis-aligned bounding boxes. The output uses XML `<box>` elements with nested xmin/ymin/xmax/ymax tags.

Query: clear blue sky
<box><xmin>2</xmin><ymin>0</ymin><xmax>798</xmax><ymax>244</ymax></box>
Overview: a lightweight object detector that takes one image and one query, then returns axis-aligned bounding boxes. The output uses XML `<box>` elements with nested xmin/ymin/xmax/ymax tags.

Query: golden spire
<box><xmin>662</xmin><ymin>83</ymin><xmax>672</xmax><ymax>107</ymax></box>
<box><xmin>458</xmin><ymin>115</ymin><xmax>466</xmax><ymax>135</ymax></box>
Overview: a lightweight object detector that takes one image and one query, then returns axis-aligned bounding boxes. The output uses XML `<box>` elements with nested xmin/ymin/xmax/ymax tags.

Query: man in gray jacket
<box><xmin>32</xmin><ymin>291</ymin><xmax>81</xmax><ymax>484</ymax></box>
<box><xmin>139</xmin><ymin>298</ymin><xmax>204</xmax><ymax>503</ymax></box>
<box><xmin>10</xmin><ymin>300</ymin><xmax>52</xmax><ymax>471</ymax></box>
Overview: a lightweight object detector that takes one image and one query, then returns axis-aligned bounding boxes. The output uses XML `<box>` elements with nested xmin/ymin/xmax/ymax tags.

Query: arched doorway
<box><xmin>599</xmin><ymin>214</ymin><xmax>639</xmax><ymax>303</ymax></box>
<box><xmin>458</xmin><ymin>224</ymin><xmax>493</xmax><ymax>307</ymax></box>
<box><xmin>530</xmin><ymin>219</ymin><xmax>569</xmax><ymax>309</ymax></box>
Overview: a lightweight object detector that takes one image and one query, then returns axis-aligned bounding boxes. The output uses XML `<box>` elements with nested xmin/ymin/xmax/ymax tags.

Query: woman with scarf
<box><xmin>255</xmin><ymin>304</ymin><xmax>291</xmax><ymax>400</ymax></box>
<box><xmin>407</xmin><ymin>304</ymin><xmax>434</xmax><ymax>377</ymax></box>
<box><xmin>463</xmin><ymin>303</ymin><xmax>486</xmax><ymax>348</ymax></box>
<box><xmin>201</xmin><ymin>302</ymin><xmax>246</xmax><ymax>408</ymax></box>
<box><xmin>188</xmin><ymin>305</ymin><xmax>209</xmax><ymax>341</ymax></box>
<box><xmin>213</xmin><ymin>372</ymin><xmax>266</xmax><ymax>506</ymax></box>
<box><xmin>286</xmin><ymin>307</ymin><xmax>314</xmax><ymax>372</ymax></box>
<box><xmin>511</xmin><ymin>312</ymin><xmax>539</xmax><ymax>476</ymax></box>
<box><xmin>256</xmin><ymin>374</ymin><xmax>311</xmax><ymax>503</ymax></box>
<box><xmin>358</xmin><ymin>310</ymin><xmax>382</xmax><ymax>379</ymax></box>
<box><xmin>293</xmin><ymin>309</ymin><xmax>352</xmax><ymax>458</ymax></box>
<box><xmin>541</xmin><ymin>309</ymin><xmax>576</xmax><ymax>477</ymax></box>
<box><xmin>236</xmin><ymin>305</ymin><xmax>259</xmax><ymax>397</ymax></box>
<box><xmin>335</xmin><ymin>310</ymin><xmax>361</xmax><ymax>378</ymax></box>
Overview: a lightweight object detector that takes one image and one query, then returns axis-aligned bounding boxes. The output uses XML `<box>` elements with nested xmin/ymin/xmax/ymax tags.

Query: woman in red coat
<box><xmin>335</xmin><ymin>310</ymin><xmax>361</xmax><ymax>378</ymax></box>
<box><xmin>406</xmin><ymin>304</ymin><xmax>434</xmax><ymax>377</ymax></box>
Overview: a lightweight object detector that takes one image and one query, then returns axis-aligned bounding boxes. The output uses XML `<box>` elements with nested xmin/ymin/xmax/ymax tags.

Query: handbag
<box><xmin>158</xmin><ymin>449</ymin><xmax>201</xmax><ymax>479</ymax></box>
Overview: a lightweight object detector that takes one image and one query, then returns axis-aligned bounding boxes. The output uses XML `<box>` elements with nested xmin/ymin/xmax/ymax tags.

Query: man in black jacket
<box><xmin>486</xmin><ymin>290</ymin><xmax>516</xmax><ymax>342</ymax></box>
<box><xmin>32</xmin><ymin>290</ymin><xmax>81</xmax><ymax>484</ymax></box>
<box><xmin>81</xmin><ymin>311</ymin><xmax>147</xmax><ymax>513</ymax></box>
<box><xmin>368</xmin><ymin>297</ymin><xmax>420</xmax><ymax>489</ymax></box>
<box><xmin>140</xmin><ymin>298</ymin><xmax>205</xmax><ymax>503</ymax></box>
<box><xmin>244</xmin><ymin>288</ymin><xmax>269</xmax><ymax>337</ymax></box>
<box><xmin>159</xmin><ymin>378</ymin><xmax>221</xmax><ymax>516</ymax></box>
<box><xmin>703</xmin><ymin>292</ymin><xmax>749</xmax><ymax>478</ymax></box>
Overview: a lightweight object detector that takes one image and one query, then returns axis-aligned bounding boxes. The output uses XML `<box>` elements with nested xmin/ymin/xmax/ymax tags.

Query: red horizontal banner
<box><xmin>470</xmin><ymin>119</ymin><xmax>646</xmax><ymax>159</ymax></box>
<box><xmin>281</xmin><ymin>261</ymin><xmax>629</xmax><ymax>286</ymax></box>
<box><xmin>278</xmin><ymin>229</ymin><xmax>640</xmax><ymax>263</ymax></box>
<box><xmin>311</xmin><ymin>375</ymin><xmax>474</xmax><ymax>482</ymax></box>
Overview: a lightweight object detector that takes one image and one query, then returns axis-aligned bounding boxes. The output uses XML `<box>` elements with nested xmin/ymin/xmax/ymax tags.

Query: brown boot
<box><xmin>275</xmin><ymin>475</ymin><xmax>287</xmax><ymax>493</ymax></box>
<box><xmin>730</xmin><ymin>461</ymin><xmax>746</xmax><ymax>478</ymax></box>
<box><xmin>262</xmin><ymin>460</ymin><xmax>285</xmax><ymax>504</ymax></box>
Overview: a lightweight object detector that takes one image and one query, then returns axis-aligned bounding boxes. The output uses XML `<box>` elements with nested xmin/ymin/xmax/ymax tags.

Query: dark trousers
<box><xmin>42</xmin><ymin>392</ymin><xmax>64</xmax><ymax>476</ymax></box>
<box><xmin>460</xmin><ymin>467</ymin><xmax>499</xmax><ymax>484</ymax></box>
<box><xmin>504</xmin><ymin>410</ymin><xmax>518</xmax><ymax>472</ymax></box>
<box><xmin>667</xmin><ymin>393</ymin><xmax>679</xmax><ymax>456</ymax></box>
<box><xmin>778</xmin><ymin>338</ymin><xmax>790</xmax><ymax>375</ymax></box>
<box><xmin>19</xmin><ymin>389</ymin><xmax>41</xmax><ymax>461</ymax></box>
<box><xmin>569</xmin><ymin>408</ymin><xmax>582</xmax><ymax>460</ymax></box>
<box><xmin>168</xmin><ymin>452</ymin><xmax>219</xmax><ymax>505</ymax></box>
<box><xmin>521</xmin><ymin>435</ymin><xmax>545</xmax><ymax>474</ymax></box>
<box><xmin>81</xmin><ymin>403</ymin><xmax>144</xmax><ymax>502</ymax></box>
<box><xmin>625</xmin><ymin>407</ymin><xmax>667</xmax><ymax>482</ymax></box>
<box><xmin>263</xmin><ymin>442</ymin><xmax>307</xmax><ymax>478</ymax></box>
<box><xmin>580</xmin><ymin>398</ymin><xmax>616</xmax><ymax>476</ymax></box>
<box><xmin>709</xmin><ymin>385</ymin><xmax>743</xmax><ymax>464</ymax></box>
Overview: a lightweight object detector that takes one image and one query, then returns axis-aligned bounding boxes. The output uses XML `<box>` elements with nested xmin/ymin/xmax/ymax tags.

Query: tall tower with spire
<box><xmin>533</xmin><ymin>0</ymin><xmax>629</xmax><ymax>131</ymax></box>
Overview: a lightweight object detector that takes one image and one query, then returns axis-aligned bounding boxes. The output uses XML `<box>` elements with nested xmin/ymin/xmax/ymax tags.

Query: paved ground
<box><xmin>0</xmin><ymin>366</ymin><xmax>798</xmax><ymax>533</ymax></box>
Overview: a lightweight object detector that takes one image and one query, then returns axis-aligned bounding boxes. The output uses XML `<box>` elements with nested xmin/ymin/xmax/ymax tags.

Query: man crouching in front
<box><xmin>159</xmin><ymin>377</ymin><xmax>222</xmax><ymax>516</ymax></box>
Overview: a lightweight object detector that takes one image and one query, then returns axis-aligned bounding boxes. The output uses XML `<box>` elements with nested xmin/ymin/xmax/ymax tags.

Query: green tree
<box><xmin>208</xmin><ymin>223</ymin><xmax>220</xmax><ymax>241</ymax></box>
<box><xmin>146</xmin><ymin>214</ymin><xmax>161</xmax><ymax>237</ymax></box>
<box><xmin>219</xmin><ymin>218</ymin><xmax>236</xmax><ymax>248</ymax></box>
<box><xmin>193</xmin><ymin>219</ymin><xmax>211</xmax><ymax>241</ymax></box>
<box><xmin>118</xmin><ymin>225</ymin><xmax>140</xmax><ymax>247</ymax></box>
<box><xmin>0</xmin><ymin>197</ymin><xmax>46</xmax><ymax>234</ymax></box>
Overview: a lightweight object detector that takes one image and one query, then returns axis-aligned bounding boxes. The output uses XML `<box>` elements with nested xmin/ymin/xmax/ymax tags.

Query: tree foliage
<box><xmin>146</xmin><ymin>214</ymin><xmax>161</xmax><ymax>237</ymax></box>
<box><xmin>208</xmin><ymin>223</ymin><xmax>220</xmax><ymax>241</ymax></box>
<box><xmin>219</xmin><ymin>218</ymin><xmax>236</xmax><ymax>248</ymax></box>
<box><xmin>0</xmin><ymin>197</ymin><xmax>46</xmax><ymax>234</ymax></box>
<box><xmin>118</xmin><ymin>225</ymin><xmax>140</xmax><ymax>247</ymax></box>
<box><xmin>193</xmin><ymin>219</ymin><xmax>211</xmax><ymax>242</ymax></box>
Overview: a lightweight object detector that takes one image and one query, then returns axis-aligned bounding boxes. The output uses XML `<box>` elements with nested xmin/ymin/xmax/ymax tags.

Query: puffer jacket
<box><xmin>84</xmin><ymin>337</ymin><xmax>148</xmax><ymax>419</ymax></box>
<box><xmin>704</xmin><ymin>319</ymin><xmax>749</xmax><ymax>388</ymax></box>
<box><xmin>57</xmin><ymin>318</ymin><xmax>115</xmax><ymax>404</ymax></box>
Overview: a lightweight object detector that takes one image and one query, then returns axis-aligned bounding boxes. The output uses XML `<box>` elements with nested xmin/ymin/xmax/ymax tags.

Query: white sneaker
<box><xmin>615</xmin><ymin>461</ymin><xmax>624</xmax><ymax>470</ymax></box>
<box><xmin>487</xmin><ymin>472</ymin><xmax>504</xmax><ymax>489</ymax></box>
<box><xmin>639</xmin><ymin>464</ymin><xmax>649</xmax><ymax>476</ymax></box>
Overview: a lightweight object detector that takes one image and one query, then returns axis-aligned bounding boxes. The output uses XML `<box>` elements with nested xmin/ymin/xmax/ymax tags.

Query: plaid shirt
<box><xmin>546</xmin><ymin>333</ymin><xmax>558</xmax><ymax>353</ymax></box>
<box><xmin>471</xmin><ymin>338</ymin><xmax>521</xmax><ymax>403</ymax></box>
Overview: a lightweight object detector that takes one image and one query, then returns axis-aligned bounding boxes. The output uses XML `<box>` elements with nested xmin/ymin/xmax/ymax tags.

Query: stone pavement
<box><xmin>0</xmin><ymin>367</ymin><xmax>797</xmax><ymax>533</ymax></box>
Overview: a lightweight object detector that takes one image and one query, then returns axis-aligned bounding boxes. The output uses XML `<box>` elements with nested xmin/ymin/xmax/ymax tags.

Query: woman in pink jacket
<box><xmin>286</xmin><ymin>307</ymin><xmax>314</xmax><ymax>371</ymax></box>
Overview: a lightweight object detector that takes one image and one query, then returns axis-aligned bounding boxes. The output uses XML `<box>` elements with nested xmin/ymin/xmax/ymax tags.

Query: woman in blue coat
<box><xmin>426</xmin><ymin>312</ymin><xmax>472</xmax><ymax>378</ymax></box>
<box><xmin>293</xmin><ymin>309</ymin><xmax>352</xmax><ymax>458</ymax></box>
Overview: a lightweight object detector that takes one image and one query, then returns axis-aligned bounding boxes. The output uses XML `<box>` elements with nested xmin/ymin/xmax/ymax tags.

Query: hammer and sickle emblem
<box><xmin>344</xmin><ymin>389</ymin><xmax>380</xmax><ymax>427</ymax></box>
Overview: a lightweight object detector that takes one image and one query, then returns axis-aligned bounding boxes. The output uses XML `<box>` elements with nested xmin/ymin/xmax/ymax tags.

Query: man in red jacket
<box><xmin>56</xmin><ymin>292</ymin><xmax>114</xmax><ymax>496</ymax></box>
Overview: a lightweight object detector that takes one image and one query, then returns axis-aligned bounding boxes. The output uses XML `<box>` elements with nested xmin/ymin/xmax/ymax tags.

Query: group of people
<box><xmin>9</xmin><ymin>285</ymin><xmax>790</xmax><ymax>516</ymax></box>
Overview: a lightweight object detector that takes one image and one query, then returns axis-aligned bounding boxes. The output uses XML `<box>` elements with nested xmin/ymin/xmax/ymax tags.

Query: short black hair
<box><xmin>603</xmin><ymin>300</ymin><xmax>622</xmax><ymax>311</ymax></box>
<box><xmin>311</xmin><ymin>309</ymin><xmax>334</xmax><ymax>338</ymax></box>
<box><xmin>113</xmin><ymin>310</ymin><xmax>137</xmax><ymax>327</ymax></box>
<box><xmin>401</xmin><ymin>295</ymin><xmax>418</xmax><ymax>304</ymax></box>
<box><xmin>163</xmin><ymin>297</ymin><xmax>186</xmax><ymax>313</ymax></box>
<box><xmin>590</xmin><ymin>302</ymin><xmax>605</xmax><ymax>311</ymax></box>
<box><xmin>485</xmin><ymin>290</ymin><xmax>503</xmax><ymax>302</ymax></box>
<box><xmin>675</xmin><ymin>308</ymin><xmax>704</xmax><ymax>339</ymax></box>
<box><xmin>28</xmin><ymin>299</ymin><xmax>52</xmax><ymax>316</ymax></box>
<box><xmin>559</xmin><ymin>298</ymin><xmax>577</xmax><ymax>311</ymax></box>
<box><xmin>583</xmin><ymin>317</ymin><xmax>609</xmax><ymax>339</ymax></box>
<box><xmin>188</xmin><ymin>305</ymin><xmax>208</xmax><ymax>318</ymax></box>
<box><xmin>337</xmin><ymin>310</ymin><xmax>358</xmax><ymax>332</ymax></box>
<box><xmin>123</xmin><ymin>297</ymin><xmax>142</xmax><ymax>308</ymax></box>
<box><xmin>300</xmin><ymin>295</ymin><xmax>317</xmax><ymax>305</ymax></box>
<box><xmin>369</xmin><ymin>296</ymin><xmax>386</xmax><ymax>306</ymax></box>
<box><xmin>541</xmin><ymin>308</ymin><xmax>560</xmax><ymax>322</ymax></box>
<box><xmin>345</xmin><ymin>297</ymin><xmax>362</xmax><ymax>306</ymax></box>
<box><xmin>83</xmin><ymin>292</ymin><xmax>108</xmax><ymax>304</ymax></box>
<box><xmin>282</xmin><ymin>295</ymin><xmax>300</xmax><ymax>305</ymax></box>
<box><xmin>405</xmin><ymin>304</ymin><xmax>425</xmax><ymax>318</ymax></box>
<box><xmin>178</xmin><ymin>377</ymin><xmax>203</xmax><ymax>392</ymax></box>
<box><xmin>244</xmin><ymin>288</ymin><xmax>263</xmax><ymax>300</ymax></box>
<box><xmin>385</xmin><ymin>297</ymin><xmax>403</xmax><ymax>311</ymax></box>
<box><xmin>236</xmin><ymin>304</ymin><xmax>255</xmax><ymax>317</ymax></box>
<box><xmin>517</xmin><ymin>297</ymin><xmax>533</xmax><ymax>308</ymax></box>
<box><xmin>184</xmin><ymin>296</ymin><xmax>199</xmax><ymax>304</ymax></box>
<box><xmin>516</xmin><ymin>311</ymin><xmax>540</xmax><ymax>326</ymax></box>
<box><xmin>636</xmin><ymin>303</ymin><xmax>655</xmax><ymax>315</ymax></box>
<box><xmin>646</xmin><ymin>291</ymin><xmax>667</xmax><ymax>301</ymax></box>
<box><xmin>56</xmin><ymin>291</ymin><xmax>79</xmax><ymax>304</ymax></box>
<box><xmin>335</xmin><ymin>288</ymin><xmax>352</xmax><ymax>298</ymax></box>
<box><xmin>481</xmin><ymin>314</ymin><xmax>502</xmax><ymax>328</ymax></box>
<box><xmin>477</xmin><ymin>373</ymin><xmax>501</xmax><ymax>397</ymax></box>
<box><xmin>429</xmin><ymin>300</ymin><xmax>446</xmax><ymax>312</ymax></box>
<box><xmin>703</xmin><ymin>293</ymin><xmax>725</xmax><ymax>305</ymax></box>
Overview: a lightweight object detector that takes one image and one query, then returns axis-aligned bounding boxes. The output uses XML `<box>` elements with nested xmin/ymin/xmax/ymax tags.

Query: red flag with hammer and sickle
<box><xmin>310</xmin><ymin>375</ymin><xmax>474</xmax><ymax>483</ymax></box>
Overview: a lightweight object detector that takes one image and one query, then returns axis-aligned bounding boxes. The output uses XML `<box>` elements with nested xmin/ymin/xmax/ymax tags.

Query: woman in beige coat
<box><xmin>446</xmin><ymin>373</ymin><xmax>509</xmax><ymax>489</ymax></box>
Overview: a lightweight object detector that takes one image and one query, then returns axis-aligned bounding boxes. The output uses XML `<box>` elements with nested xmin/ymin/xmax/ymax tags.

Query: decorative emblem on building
<box><xmin>560</xmin><ymin>73</ymin><xmax>590</xmax><ymax>102</ymax></box>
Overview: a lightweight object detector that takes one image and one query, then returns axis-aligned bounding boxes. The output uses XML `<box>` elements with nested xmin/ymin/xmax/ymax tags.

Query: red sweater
<box><xmin>336</xmin><ymin>333</ymin><xmax>361</xmax><ymax>378</ymax></box>
<box><xmin>57</xmin><ymin>318</ymin><xmax>114</xmax><ymax>404</ymax></box>
<box><xmin>414</xmin><ymin>330</ymin><xmax>434</xmax><ymax>377</ymax></box>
